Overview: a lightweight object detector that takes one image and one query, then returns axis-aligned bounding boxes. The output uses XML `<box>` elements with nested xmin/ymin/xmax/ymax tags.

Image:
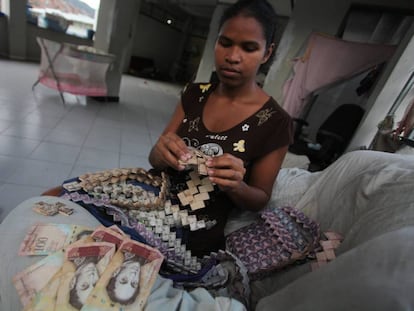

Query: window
<box><xmin>27</xmin><ymin>0</ymin><xmax>100</xmax><ymax>39</ymax></box>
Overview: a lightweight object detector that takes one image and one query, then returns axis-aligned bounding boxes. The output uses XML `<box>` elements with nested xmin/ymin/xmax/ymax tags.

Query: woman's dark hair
<box><xmin>218</xmin><ymin>0</ymin><xmax>278</xmax><ymax>71</ymax></box>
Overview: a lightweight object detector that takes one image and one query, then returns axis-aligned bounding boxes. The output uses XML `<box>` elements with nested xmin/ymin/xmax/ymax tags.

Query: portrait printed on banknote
<box><xmin>106</xmin><ymin>251</ymin><xmax>147</xmax><ymax>305</ymax></box>
<box><xmin>18</xmin><ymin>223</ymin><xmax>94</xmax><ymax>256</ymax></box>
<box><xmin>55</xmin><ymin>242</ymin><xmax>116</xmax><ymax>310</ymax></box>
<box><xmin>82</xmin><ymin>240</ymin><xmax>163</xmax><ymax>310</ymax></box>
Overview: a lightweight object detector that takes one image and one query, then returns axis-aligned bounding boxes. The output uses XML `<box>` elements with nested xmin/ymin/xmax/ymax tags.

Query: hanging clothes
<box><xmin>282</xmin><ymin>32</ymin><xmax>396</xmax><ymax>118</ymax></box>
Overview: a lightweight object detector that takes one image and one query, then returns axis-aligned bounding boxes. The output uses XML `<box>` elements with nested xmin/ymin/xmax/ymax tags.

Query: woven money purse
<box><xmin>226</xmin><ymin>206</ymin><xmax>320</xmax><ymax>280</ymax></box>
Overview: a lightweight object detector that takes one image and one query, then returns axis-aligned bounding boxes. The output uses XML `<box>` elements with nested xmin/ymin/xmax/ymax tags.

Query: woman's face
<box><xmin>113</xmin><ymin>260</ymin><xmax>141</xmax><ymax>301</ymax></box>
<box><xmin>75</xmin><ymin>262</ymin><xmax>99</xmax><ymax>304</ymax></box>
<box><xmin>215</xmin><ymin>15</ymin><xmax>271</xmax><ymax>88</ymax></box>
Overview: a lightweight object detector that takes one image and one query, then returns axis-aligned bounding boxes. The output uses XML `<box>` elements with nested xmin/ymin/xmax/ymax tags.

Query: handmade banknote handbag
<box><xmin>226</xmin><ymin>206</ymin><xmax>321</xmax><ymax>279</ymax></box>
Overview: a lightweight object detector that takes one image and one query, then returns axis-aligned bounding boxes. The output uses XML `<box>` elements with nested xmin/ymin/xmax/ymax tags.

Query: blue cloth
<box><xmin>60</xmin><ymin>177</ymin><xmax>147</xmax><ymax>244</ymax></box>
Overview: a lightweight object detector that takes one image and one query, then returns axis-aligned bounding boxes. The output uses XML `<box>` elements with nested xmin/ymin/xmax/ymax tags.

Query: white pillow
<box><xmin>270</xmin><ymin>167</ymin><xmax>321</xmax><ymax>208</ymax></box>
<box><xmin>256</xmin><ymin>227</ymin><xmax>414</xmax><ymax>311</ymax></box>
<box><xmin>296</xmin><ymin>150</ymin><xmax>414</xmax><ymax>251</ymax></box>
<box><xmin>224</xmin><ymin>168</ymin><xmax>320</xmax><ymax>236</ymax></box>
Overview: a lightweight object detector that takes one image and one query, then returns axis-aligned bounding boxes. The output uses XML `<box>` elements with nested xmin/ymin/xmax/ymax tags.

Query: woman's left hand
<box><xmin>206</xmin><ymin>153</ymin><xmax>246</xmax><ymax>192</ymax></box>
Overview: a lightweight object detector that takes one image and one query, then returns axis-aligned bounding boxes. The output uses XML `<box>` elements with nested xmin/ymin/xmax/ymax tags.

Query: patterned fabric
<box><xmin>226</xmin><ymin>206</ymin><xmax>320</xmax><ymax>280</ymax></box>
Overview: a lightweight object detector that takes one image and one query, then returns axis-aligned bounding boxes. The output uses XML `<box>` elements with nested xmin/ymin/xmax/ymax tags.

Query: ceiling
<box><xmin>144</xmin><ymin>0</ymin><xmax>236</xmax><ymax>19</ymax></box>
<box><xmin>141</xmin><ymin>0</ymin><xmax>293</xmax><ymax>37</ymax></box>
<box><xmin>144</xmin><ymin>0</ymin><xmax>293</xmax><ymax>20</ymax></box>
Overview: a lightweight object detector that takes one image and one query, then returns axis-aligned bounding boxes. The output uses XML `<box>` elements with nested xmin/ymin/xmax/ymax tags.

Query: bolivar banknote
<box><xmin>82</xmin><ymin>239</ymin><xmax>164</xmax><ymax>311</ymax></box>
<box><xmin>15</xmin><ymin>237</ymin><xmax>97</xmax><ymax>308</ymax></box>
<box><xmin>91</xmin><ymin>225</ymin><xmax>128</xmax><ymax>249</ymax></box>
<box><xmin>54</xmin><ymin>241</ymin><xmax>116</xmax><ymax>310</ymax></box>
<box><xmin>13</xmin><ymin>250</ymin><xmax>65</xmax><ymax>308</ymax></box>
<box><xmin>18</xmin><ymin>223</ymin><xmax>94</xmax><ymax>256</ymax></box>
<box><xmin>23</xmin><ymin>241</ymin><xmax>116</xmax><ymax>311</ymax></box>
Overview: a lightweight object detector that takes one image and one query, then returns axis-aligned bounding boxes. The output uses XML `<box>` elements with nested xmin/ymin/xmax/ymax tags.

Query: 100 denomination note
<box><xmin>19</xmin><ymin>223</ymin><xmax>94</xmax><ymax>256</ymax></box>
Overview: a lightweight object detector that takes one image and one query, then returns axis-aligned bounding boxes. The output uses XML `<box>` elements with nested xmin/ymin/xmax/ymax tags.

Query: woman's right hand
<box><xmin>150</xmin><ymin>132</ymin><xmax>192</xmax><ymax>171</ymax></box>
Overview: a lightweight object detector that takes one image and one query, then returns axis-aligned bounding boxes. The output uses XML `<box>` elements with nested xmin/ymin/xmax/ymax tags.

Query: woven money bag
<box><xmin>226</xmin><ymin>206</ymin><xmax>320</xmax><ymax>279</ymax></box>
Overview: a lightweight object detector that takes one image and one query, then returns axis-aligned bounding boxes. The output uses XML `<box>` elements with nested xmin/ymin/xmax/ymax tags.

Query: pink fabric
<box><xmin>282</xmin><ymin>33</ymin><xmax>396</xmax><ymax>118</ymax></box>
<box><xmin>36</xmin><ymin>37</ymin><xmax>114</xmax><ymax>97</ymax></box>
<box><xmin>39</xmin><ymin>76</ymin><xmax>108</xmax><ymax>97</ymax></box>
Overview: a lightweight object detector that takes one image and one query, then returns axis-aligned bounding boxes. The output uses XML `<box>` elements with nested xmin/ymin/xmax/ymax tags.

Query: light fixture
<box><xmin>167</xmin><ymin>18</ymin><xmax>172</xmax><ymax>25</ymax></box>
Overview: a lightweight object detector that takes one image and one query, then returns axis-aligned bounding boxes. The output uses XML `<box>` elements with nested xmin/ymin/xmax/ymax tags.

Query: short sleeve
<box><xmin>256</xmin><ymin>100</ymin><xmax>294</xmax><ymax>158</ymax></box>
<box><xmin>180</xmin><ymin>83</ymin><xmax>213</xmax><ymax>113</ymax></box>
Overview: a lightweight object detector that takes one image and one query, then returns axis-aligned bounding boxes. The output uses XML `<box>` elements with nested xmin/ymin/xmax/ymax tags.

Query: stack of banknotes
<box><xmin>14</xmin><ymin>223</ymin><xmax>164</xmax><ymax>311</ymax></box>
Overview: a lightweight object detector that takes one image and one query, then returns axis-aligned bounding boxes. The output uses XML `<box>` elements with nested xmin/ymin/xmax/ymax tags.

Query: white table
<box><xmin>0</xmin><ymin>196</ymin><xmax>100</xmax><ymax>311</ymax></box>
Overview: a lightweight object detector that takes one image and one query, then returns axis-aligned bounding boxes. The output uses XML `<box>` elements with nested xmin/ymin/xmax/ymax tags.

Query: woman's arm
<box><xmin>207</xmin><ymin>146</ymin><xmax>288</xmax><ymax>211</ymax></box>
<box><xmin>148</xmin><ymin>102</ymin><xmax>191</xmax><ymax>171</ymax></box>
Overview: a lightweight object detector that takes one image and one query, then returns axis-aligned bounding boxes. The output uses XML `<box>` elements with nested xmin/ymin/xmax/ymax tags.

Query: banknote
<box><xmin>107</xmin><ymin>225</ymin><xmax>128</xmax><ymax>237</ymax></box>
<box><xmin>82</xmin><ymin>239</ymin><xmax>164</xmax><ymax>311</ymax></box>
<box><xmin>91</xmin><ymin>225</ymin><xmax>128</xmax><ymax>249</ymax></box>
<box><xmin>18</xmin><ymin>223</ymin><xmax>94</xmax><ymax>256</ymax></box>
<box><xmin>15</xmin><ymin>237</ymin><xmax>97</xmax><ymax>309</ymax></box>
<box><xmin>54</xmin><ymin>241</ymin><xmax>116</xmax><ymax>310</ymax></box>
<box><xmin>25</xmin><ymin>241</ymin><xmax>117</xmax><ymax>311</ymax></box>
<box><xmin>13</xmin><ymin>250</ymin><xmax>65</xmax><ymax>308</ymax></box>
<box><xmin>24</xmin><ymin>270</ymin><xmax>63</xmax><ymax>311</ymax></box>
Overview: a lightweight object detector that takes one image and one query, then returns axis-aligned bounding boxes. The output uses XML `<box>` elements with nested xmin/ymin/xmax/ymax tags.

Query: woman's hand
<box><xmin>206</xmin><ymin>153</ymin><xmax>246</xmax><ymax>192</ymax></box>
<box><xmin>150</xmin><ymin>132</ymin><xmax>192</xmax><ymax>171</ymax></box>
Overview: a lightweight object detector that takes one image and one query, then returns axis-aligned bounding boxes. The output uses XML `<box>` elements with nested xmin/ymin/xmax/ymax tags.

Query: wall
<box><xmin>263</xmin><ymin>0</ymin><xmax>414</xmax><ymax>150</ymax></box>
<box><xmin>2</xmin><ymin>0</ymin><xmax>26</xmax><ymax>60</ymax></box>
<box><xmin>194</xmin><ymin>4</ymin><xmax>225</xmax><ymax>82</ymax></box>
<box><xmin>186</xmin><ymin>36</ymin><xmax>207</xmax><ymax>81</ymax></box>
<box><xmin>131</xmin><ymin>14</ymin><xmax>184</xmax><ymax>78</ymax></box>
<box><xmin>0</xmin><ymin>15</ymin><xmax>8</xmax><ymax>58</ymax></box>
<box><xmin>348</xmin><ymin>23</ymin><xmax>414</xmax><ymax>150</ymax></box>
<box><xmin>94</xmin><ymin>0</ymin><xmax>141</xmax><ymax>98</ymax></box>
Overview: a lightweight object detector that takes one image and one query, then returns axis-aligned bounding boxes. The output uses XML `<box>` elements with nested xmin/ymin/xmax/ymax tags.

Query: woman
<box><xmin>149</xmin><ymin>0</ymin><xmax>293</xmax><ymax>257</ymax></box>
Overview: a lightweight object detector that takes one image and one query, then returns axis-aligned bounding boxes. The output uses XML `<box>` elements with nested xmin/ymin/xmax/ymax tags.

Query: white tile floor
<box><xmin>0</xmin><ymin>58</ymin><xmax>184</xmax><ymax>222</ymax></box>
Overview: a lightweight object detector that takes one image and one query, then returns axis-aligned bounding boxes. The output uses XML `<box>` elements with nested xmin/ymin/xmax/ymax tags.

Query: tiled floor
<box><xmin>0</xmin><ymin>58</ymin><xmax>184</xmax><ymax>222</ymax></box>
